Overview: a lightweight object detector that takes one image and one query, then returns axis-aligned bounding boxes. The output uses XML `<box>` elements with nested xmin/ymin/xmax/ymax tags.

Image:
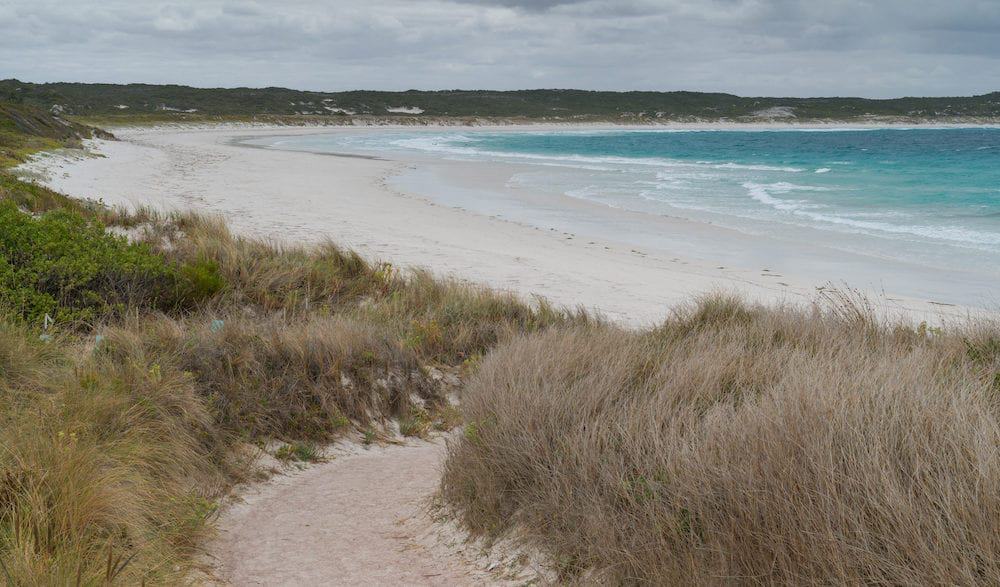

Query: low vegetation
<box><xmin>4</xmin><ymin>78</ymin><xmax>1000</xmax><ymax>122</ymax></box>
<box><xmin>0</xmin><ymin>101</ymin><xmax>111</xmax><ymax>168</ymax></box>
<box><xmin>0</xmin><ymin>200</ymin><xmax>181</xmax><ymax>323</ymax></box>
<box><xmin>441</xmin><ymin>294</ymin><xmax>1000</xmax><ymax>584</ymax></box>
<box><xmin>0</xmin><ymin>188</ymin><xmax>587</xmax><ymax>581</ymax></box>
<box><xmin>0</xmin><ymin>108</ymin><xmax>589</xmax><ymax>581</ymax></box>
<box><xmin>0</xmin><ymin>185</ymin><xmax>604</xmax><ymax>583</ymax></box>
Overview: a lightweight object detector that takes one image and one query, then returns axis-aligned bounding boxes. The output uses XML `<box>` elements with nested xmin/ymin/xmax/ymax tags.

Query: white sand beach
<box><xmin>20</xmin><ymin>124</ymin><xmax>983</xmax><ymax>326</ymax></box>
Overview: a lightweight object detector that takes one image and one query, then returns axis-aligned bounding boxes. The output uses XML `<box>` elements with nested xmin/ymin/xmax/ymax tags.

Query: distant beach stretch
<box><xmin>29</xmin><ymin>124</ymin><xmax>999</xmax><ymax>324</ymax></box>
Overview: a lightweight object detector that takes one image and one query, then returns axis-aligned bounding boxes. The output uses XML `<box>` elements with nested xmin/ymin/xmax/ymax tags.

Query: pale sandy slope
<box><xmin>208</xmin><ymin>440</ymin><xmax>532</xmax><ymax>586</ymax></box>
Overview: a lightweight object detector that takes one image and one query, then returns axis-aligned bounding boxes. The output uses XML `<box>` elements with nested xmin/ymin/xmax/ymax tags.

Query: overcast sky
<box><xmin>3</xmin><ymin>0</ymin><xmax>999</xmax><ymax>97</ymax></box>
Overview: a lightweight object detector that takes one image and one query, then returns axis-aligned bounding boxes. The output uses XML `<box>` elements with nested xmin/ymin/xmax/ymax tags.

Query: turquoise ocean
<box><xmin>251</xmin><ymin>128</ymin><xmax>1000</xmax><ymax>306</ymax></box>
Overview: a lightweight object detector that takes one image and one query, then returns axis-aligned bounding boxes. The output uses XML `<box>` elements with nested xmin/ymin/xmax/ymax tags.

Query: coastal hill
<box><xmin>3</xmin><ymin>78</ymin><xmax>999</xmax><ymax>122</ymax></box>
<box><xmin>0</xmin><ymin>100</ymin><xmax>112</xmax><ymax>167</ymax></box>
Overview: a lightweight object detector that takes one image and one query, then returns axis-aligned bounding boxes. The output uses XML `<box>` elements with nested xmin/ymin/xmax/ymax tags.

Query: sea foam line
<box><xmin>743</xmin><ymin>182</ymin><xmax>1000</xmax><ymax>247</ymax></box>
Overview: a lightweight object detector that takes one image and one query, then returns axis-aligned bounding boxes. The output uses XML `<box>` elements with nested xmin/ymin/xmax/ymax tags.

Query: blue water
<box><xmin>253</xmin><ymin>128</ymin><xmax>1000</xmax><ymax>296</ymax></box>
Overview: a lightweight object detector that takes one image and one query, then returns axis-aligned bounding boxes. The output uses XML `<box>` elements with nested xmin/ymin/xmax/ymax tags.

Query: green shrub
<box><xmin>176</xmin><ymin>257</ymin><xmax>227</xmax><ymax>304</ymax></box>
<box><xmin>0</xmin><ymin>201</ymin><xmax>175</xmax><ymax>325</ymax></box>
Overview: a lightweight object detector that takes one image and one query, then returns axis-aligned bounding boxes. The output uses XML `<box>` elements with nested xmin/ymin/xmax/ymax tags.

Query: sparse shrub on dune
<box><xmin>442</xmin><ymin>294</ymin><xmax>1000</xmax><ymax>585</ymax></box>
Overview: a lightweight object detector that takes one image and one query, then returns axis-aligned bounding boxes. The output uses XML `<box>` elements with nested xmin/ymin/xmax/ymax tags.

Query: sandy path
<box><xmin>209</xmin><ymin>439</ymin><xmax>516</xmax><ymax>586</ymax></box>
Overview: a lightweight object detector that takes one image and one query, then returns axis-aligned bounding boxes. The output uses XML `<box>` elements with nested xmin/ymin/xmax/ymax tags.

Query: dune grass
<box><xmin>441</xmin><ymin>294</ymin><xmax>1000</xmax><ymax>584</ymax></box>
<box><xmin>0</xmin><ymin>321</ymin><xmax>229</xmax><ymax>584</ymax></box>
<box><xmin>0</xmin><ymin>181</ymin><xmax>590</xmax><ymax>582</ymax></box>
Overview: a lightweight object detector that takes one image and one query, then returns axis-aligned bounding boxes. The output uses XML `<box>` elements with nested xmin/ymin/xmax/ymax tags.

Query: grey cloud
<box><xmin>1</xmin><ymin>0</ymin><xmax>998</xmax><ymax>97</ymax></box>
<box><xmin>448</xmin><ymin>0</ymin><xmax>589</xmax><ymax>10</ymax></box>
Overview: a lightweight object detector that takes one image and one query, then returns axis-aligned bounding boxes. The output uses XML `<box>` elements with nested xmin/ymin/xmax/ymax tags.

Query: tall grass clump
<box><xmin>0</xmin><ymin>322</ymin><xmax>229</xmax><ymax>584</ymax></box>
<box><xmin>141</xmin><ymin>210</ymin><xmax>591</xmax><ymax>362</ymax></box>
<box><xmin>100</xmin><ymin>312</ymin><xmax>438</xmax><ymax>441</ymax></box>
<box><xmin>442</xmin><ymin>294</ymin><xmax>1000</xmax><ymax>584</ymax></box>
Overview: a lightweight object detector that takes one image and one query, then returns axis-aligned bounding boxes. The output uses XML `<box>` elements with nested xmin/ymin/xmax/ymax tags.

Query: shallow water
<box><xmin>249</xmin><ymin>127</ymin><xmax>1000</xmax><ymax>307</ymax></box>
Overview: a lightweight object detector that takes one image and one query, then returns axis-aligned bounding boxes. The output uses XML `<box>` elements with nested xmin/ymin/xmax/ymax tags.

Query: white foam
<box><xmin>815</xmin><ymin>167</ymin><xmax>831</xmax><ymax>173</ymax></box>
<box><xmin>712</xmin><ymin>162</ymin><xmax>803</xmax><ymax>173</ymax></box>
<box><xmin>743</xmin><ymin>182</ymin><xmax>809</xmax><ymax>212</ymax></box>
<box><xmin>386</xmin><ymin>135</ymin><xmax>807</xmax><ymax>176</ymax></box>
<box><xmin>743</xmin><ymin>182</ymin><xmax>1000</xmax><ymax>248</ymax></box>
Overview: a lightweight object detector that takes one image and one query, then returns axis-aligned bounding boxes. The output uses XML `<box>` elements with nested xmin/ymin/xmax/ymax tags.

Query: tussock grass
<box><xmin>133</xmin><ymin>208</ymin><xmax>591</xmax><ymax>362</ymax></box>
<box><xmin>442</xmin><ymin>294</ymin><xmax>1000</xmax><ymax>584</ymax></box>
<box><xmin>0</xmin><ymin>322</ymin><xmax>228</xmax><ymax>584</ymax></box>
<box><xmin>102</xmin><ymin>312</ymin><xmax>435</xmax><ymax>440</ymax></box>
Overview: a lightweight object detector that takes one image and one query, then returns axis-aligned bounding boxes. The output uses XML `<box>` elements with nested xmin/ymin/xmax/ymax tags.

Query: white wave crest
<box><xmin>712</xmin><ymin>162</ymin><xmax>803</xmax><ymax>173</ymax></box>
<box><xmin>744</xmin><ymin>182</ymin><xmax>1000</xmax><ymax>247</ymax></box>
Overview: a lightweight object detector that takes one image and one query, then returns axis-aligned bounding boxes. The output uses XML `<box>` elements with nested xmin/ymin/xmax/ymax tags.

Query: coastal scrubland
<box><xmin>4</xmin><ymin>78</ymin><xmax>1000</xmax><ymax>122</ymax></box>
<box><xmin>3</xmin><ymin>103</ymin><xmax>1000</xmax><ymax>584</ymax></box>
<box><xmin>0</xmin><ymin>104</ymin><xmax>586</xmax><ymax>582</ymax></box>
<box><xmin>0</xmin><ymin>179</ymin><xmax>588</xmax><ymax>582</ymax></box>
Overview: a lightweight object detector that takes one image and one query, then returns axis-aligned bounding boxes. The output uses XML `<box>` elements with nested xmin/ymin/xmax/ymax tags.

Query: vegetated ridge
<box><xmin>3</xmin><ymin>78</ymin><xmax>1000</xmax><ymax>122</ymax></box>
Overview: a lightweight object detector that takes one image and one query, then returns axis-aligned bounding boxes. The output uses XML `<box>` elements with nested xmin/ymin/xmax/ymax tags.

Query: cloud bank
<box><xmin>2</xmin><ymin>0</ymin><xmax>998</xmax><ymax>97</ymax></box>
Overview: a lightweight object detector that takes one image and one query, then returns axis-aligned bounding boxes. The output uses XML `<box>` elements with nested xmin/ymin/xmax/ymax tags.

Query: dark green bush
<box><xmin>177</xmin><ymin>257</ymin><xmax>227</xmax><ymax>304</ymax></box>
<box><xmin>0</xmin><ymin>200</ymin><xmax>176</xmax><ymax>324</ymax></box>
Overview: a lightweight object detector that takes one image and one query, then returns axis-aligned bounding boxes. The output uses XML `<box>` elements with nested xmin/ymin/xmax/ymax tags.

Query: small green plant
<box><xmin>329</xmin><ymin>409</ymin><xmax>351</xmax><ymax>431</ymax></box>
<box><xmin>432</xmin><ymin>404</ymin><xmax>463</xmax><ymax>431</ymax></box>
<box><xmin>965</xmin><ymin>337</ymin><xmax>1000</xmax><ymax>364</ymax></box>
<box><xmin>399</xmin><ymin>407</ymin><xmax>431</xmax><ymax>438</ymax></box>
<box><xmin>274</xmin><ymin>441</ymin><xmax>321</xmax><ymax>463</ymax></box>
<box><xmin>404</xmin><ymin>318</ymin><xmax>443</xmax><ymax>353</ymax></box>
<box><xmin>363</xmin><ymin>427</ymin><xmax>377</xmax><ymax>446</ymax></box>
<box><xmin>371</xmin><ymin>261</ymin><xmax>398</xmax><ymax>295</ymax></box>
<box><xmin>461</xmin><ymin>352</ymin><xmax>484</xmax><ymax>373</ymax></box>
<box><xmin>463</xmin><ymin>421</ymin><xmax>480</xmax><ymax>444</ymax></box>
<box><xmin>624</xmin><ymin>474</ymin><xmax>656</xmax><ymax>503</ymax></box>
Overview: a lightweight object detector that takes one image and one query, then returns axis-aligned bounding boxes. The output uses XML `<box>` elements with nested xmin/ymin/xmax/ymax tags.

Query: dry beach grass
<box><xmin>442</xmin><ymin>294</ymin><xmax>1000</xmax><ymax>584</ymax></box>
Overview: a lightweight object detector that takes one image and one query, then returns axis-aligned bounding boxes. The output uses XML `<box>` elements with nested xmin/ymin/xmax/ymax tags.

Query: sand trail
<box><xmin>207</xmin><ymin>439</ymin><xmax>518</xmax><ymax>586</ymax></box>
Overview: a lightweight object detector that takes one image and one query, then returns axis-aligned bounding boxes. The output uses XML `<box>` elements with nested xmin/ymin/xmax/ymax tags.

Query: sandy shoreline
<box><xmin>18</xmin><ymin>124</ymin><xmax>988</xmax><ymax>326</ymax></box>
